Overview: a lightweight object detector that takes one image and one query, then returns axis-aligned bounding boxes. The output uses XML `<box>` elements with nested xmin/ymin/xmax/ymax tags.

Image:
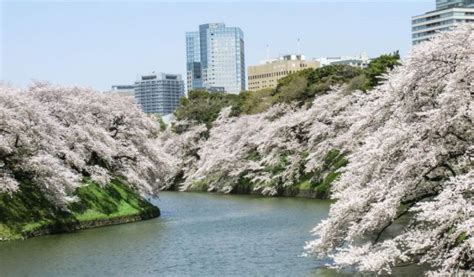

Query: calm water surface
<box><xmin>0</xmin><ymin>192</ymin><xmax>420</xmax><ymax>276</ymax></box>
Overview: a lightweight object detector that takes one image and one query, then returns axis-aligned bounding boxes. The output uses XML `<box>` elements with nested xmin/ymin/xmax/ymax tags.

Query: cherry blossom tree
<box><xmin>0</xmin><ymin>83</ymin><xmax>177</xmax><ymax>206</ymax></box>
<box><xmin>305</xmin><ymin>24</ymin><xmax>473</xmax><ymax>275</ymax></box>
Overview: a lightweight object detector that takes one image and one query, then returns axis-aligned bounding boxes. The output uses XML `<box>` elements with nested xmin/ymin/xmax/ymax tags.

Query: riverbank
<box><xmin>165</xmin><ymin>178</ymin><xmax>331</xmax><ymax>199</ymax></box>
<box><xmin>165</xmin><ymin>149</ymin><xmax>347</xmax><ymax>199</ymax></box>
<box><xmin>0</xmin><ymin>179</ymin><xmax>160</xmax><ymax>241</ymax></box>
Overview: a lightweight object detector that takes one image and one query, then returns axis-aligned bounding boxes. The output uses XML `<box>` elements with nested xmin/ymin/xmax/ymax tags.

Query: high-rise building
<box><xmin>436</xmin><ymin>0</ymin><xmax>474</xmax><ymax>9</ymax></box>
<box><xmin>248</xmin><ymin>54</ymin><xmax>319</xmax><ymax>91</ymax></box>
<box><xmin>134</xmin><ymin>73</ymin><xmax>185</xmax><ymax>115</ymax></box>
<box><xmin>186</xmin><ymin>31</ymin><xmax>202</xmax><ymax>90</ymax></box>
<box><xmin>412</xmin><ymin>0</ymin><xmax>474</xmax><ymax>45</ymax></box>
<box><xmin>186</xmin><ymin>23</ymin><xmax>245</xmax><ymax>94</ymax></box>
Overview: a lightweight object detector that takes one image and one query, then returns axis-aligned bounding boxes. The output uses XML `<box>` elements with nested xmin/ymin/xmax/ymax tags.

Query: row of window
<box><xmin>248</xmin><ymin>70</ymin><xmax>297</xmax><ymax>80</ymax></box>
<box><xmin>413</xmin><ymin>11</ymin><xmax>471</xmax><ymax>24</ymax></box>
<box><xmin>136</xmin><ymin>81</ymin><xmax>183</xmax><ymax>84</ymax></box>
<box><xmin>413</xmin><ymin>11</ymin><xmax>456</xmax><ymax>24</ymax></box>
<box><xmin>136</xmin><ymin>86</ymin><xmax>183</xmax><ymax>90</ymax></box>
<box><xmin>412</xmin><ymin>19</ymin><xmax>455</xmax><ymax>31</ymax></box>
<box><xmin>248</xmin><ymin>81</ymin><xmax>276</xmax><ymax>87</ymax></box>
<box><xmin>412</xmin><ymin>19</ymin><xmax>474</xmax><ymax>38</ymax></box>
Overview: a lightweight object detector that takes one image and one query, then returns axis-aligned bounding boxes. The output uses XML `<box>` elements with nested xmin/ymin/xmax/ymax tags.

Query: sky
<box><xmin>1</xmin><ymin>0</ymin><xmax>434</xmax><ymax>91</ymax></box>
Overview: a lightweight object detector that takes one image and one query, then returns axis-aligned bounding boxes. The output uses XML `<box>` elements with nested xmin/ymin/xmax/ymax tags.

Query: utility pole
<box><xmin>266</xmin><ymin>44</ymin><xmax>270</xmax><ymax>61</ymax></box>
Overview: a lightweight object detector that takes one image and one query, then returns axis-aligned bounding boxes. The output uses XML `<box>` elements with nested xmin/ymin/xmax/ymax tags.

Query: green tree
<box><xmin>239</xmin><ymin>89</ymin><xmax>274</xmax><ymax>114</ymax></box>
<box><xmin>273</xmin><ymin>65</ymin><xmax>363</xmax><ymax>104</ymax></box>
<box><xmin>362</xmin><ymin>51</ymin><xmax>401</xmax><ymax>90</ymax></box>
<box><xmin>174</xmin><ymin>90</ymin><xmax>242</xmax><ymax>127</ymax></box>
<box><xmin>155</xmin><ymin>115</ymin><xmax>167</xmax><ymax>131</ymax></box>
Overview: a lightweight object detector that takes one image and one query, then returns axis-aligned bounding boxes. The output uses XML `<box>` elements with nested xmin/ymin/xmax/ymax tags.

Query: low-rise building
<box><xmin>134</xmin><ymin>73</ymin><xmax>185</xmax><ymax>115</ymax></box>
<box><xmin>247</xmin><ymin>54</ymin><xmax>319</xmax><ymax>91</ymax></box>
<box><xmin>103</xmin><ymin>85</ymin><xmax>135</xmax><ymax>102</ymax></box>
<box><xmin>109</xmin><ymin>85</ymin><xmax>135</xmax><ymax>96</ymax></box>
<box><xmin>316</xmin><ymin>53</ymin><xmax>370</xmax><ymax>68</ymax></box>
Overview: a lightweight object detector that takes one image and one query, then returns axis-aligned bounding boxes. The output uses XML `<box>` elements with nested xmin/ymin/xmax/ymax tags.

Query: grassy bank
<box><xmin>0</xmin><ymin>179</ymin><xmax>160</xmax><ymax>241</ymax></box>
<box><xmin>174</xmin><ymin>149</ymin><xmax>348</xmax><ymax>199</ymax></box>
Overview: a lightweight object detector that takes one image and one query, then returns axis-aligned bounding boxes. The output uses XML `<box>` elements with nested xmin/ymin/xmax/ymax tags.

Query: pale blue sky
<box><xmin>1</xmin><ymin>0</ymin><xmax>433</xmax><ymax>91</ymax></box>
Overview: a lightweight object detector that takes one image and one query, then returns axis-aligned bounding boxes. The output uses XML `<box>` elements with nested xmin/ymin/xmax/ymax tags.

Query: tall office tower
<box><xmin>412</xmin><ymin>0</ymin><xmax>474</xmax><ymax>45</ymax></box>
<box><xmin>134</xmin><ymin>73</ymin><xmax>185</xmax><ymax>116</ymax></box>
<box><xmin>186</xmin><ymin>31</ymin><xmax>202</xmax><ymax>90</ymax></box>
<box><xmin>186</xmin><ymin>23</ymin><xmax>245</xmax><ymax>94</ymax></box>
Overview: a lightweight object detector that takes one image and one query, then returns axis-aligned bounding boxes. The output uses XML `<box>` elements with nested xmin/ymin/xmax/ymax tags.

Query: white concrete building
<box><xmin>134</xmin><ymin>73</ymin><xmax>185</xmax><ymax>115</ymax></box>
<box><xmin>315</xmin><ymin>53</ymin><xmax>370</xmax><ymax>68</ymax></box>
<box><xmin>412</xmin><ymin>1</ymin><xmax>474</xmax><ymax>45</ymax></box>
<box><xmin>108</xmin><ymin>85</ymin><xmax>135</xmax><ymax>96</ymax></box>
<box><xmin>104</xmin><ymin>85</ymin><xmax>135</xmax><ymax>102</ymax></box>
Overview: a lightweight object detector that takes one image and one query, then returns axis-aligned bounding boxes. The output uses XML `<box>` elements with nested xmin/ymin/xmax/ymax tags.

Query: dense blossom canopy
<box><xmin>161</xmin><ymin>25</ymin><xmax>473</xmax><ymax>275</ymax></box>
<box><xmin>0</xmin><ymin>83</ymin><xmax>177</xmax><ymax>206</ymax></box>
<box><xmin>305</xmin><ymin>25</ymin><xmax>473</xmax><ymax>274</ymax></box>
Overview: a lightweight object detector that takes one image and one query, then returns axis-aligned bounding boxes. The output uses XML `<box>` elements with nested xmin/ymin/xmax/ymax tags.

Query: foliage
<box><xmin>272</xmin><ymin>65</ymin><xmax>363</xmax><ymax>104</ymax></box>
<box><xmin>154</xmin><ymin>115</ymin><xmax>167</xmax><ymax>131</ymax></box>
<box><xmin>304</xmin><ymin>25</ymin><xmax>473</xmax><ymax>275</ymax></box>
<box><xmin>174</xmin><ymin>90</ymin><xmax>242</xmax><ymax>128</ymax></box>
<box><xmin>310</xmin><ymin>149</ymin><xmax>348</xmax><ymax>197</ymax></box>
<box><xmin>0</xmin><ymin>84</ymin><xmax>178</xmax><ymax>207</ymax></box>
<box><xmin>0</xmin><ymin>179</ymin><xmax>157</xmax><ymax>240</ymax></box>
<box><xmin>362</xmin><ymin>51</ymin><xmax>401</xmax><ymax>90</ymax></box>
<box><xmin>239</xmin><ymin>89</ymin><xmax>274</xmax><ymax>114</ymax></box>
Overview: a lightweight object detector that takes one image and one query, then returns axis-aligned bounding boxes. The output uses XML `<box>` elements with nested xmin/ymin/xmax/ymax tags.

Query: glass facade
<box><xmin>134</xmin><ymin>73</ymin><xmax>185</xmax><ymax>115</ymax></box>
<box><xmin>186</xmin><ymin>32</ymin><xmax>203</xmax><ymax>90</ymax></box>
<box><xmin>186</xmin><ymin>23</ymin><xmax>245</xmax><ymax>94</ymax></box>
<box><xmin>412</xmin><ymin>0</ymin><xmax>474</xmax><ymax>45</ymax></box>
<box><xmin>436</xmin><ymin>0</ymin><xmax>474</xmax><ymax>10</ymax></box>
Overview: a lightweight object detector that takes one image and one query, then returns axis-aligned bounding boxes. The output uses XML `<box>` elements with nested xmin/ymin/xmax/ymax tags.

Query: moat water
<box><xmin>0</xmin><ymin>192</ymin><xmax>421</xmax><ymax>276</ymax></box>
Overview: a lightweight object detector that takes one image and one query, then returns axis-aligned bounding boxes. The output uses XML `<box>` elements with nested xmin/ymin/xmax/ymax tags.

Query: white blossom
<box><xmin>0</xmin><ymin>82</ymin><xmax>176</xmax><ymax>206</ymax></box>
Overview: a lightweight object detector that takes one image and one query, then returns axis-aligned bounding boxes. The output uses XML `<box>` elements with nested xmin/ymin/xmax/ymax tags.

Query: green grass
<box><xmin>287</xmin><ymin>149</ymin><xmax>348</xmax><ymax>198</ymax></box>
<box><xmin>189</xmin><ymin>179</ymin><xmax>209</xmax><ymax>192</ymax></box>
<box><xmin>310</xmin><ymin>149</ymin><xmax>348</xmax><ymax>197</ymax></box>
<box><xmin>297</xmin><ymin>179</ymin><xmax>312</xmax><ymax>191</ymax></box>
<box><xmin>455</xmin><ymin>232</ymin><xmax>468</xmax><ymax>246</ymax></box>
<box><xmin>0</xmin><ymin>178</ymin><xmax>159</xmax><ymax>241</ymax></box>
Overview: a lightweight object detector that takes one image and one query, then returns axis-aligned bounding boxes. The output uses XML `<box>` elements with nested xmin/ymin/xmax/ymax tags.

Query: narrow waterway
<box><xmin>0</xmin><ymin>192</ymin><xmax>420</xmax><ymax>276</ymax></box>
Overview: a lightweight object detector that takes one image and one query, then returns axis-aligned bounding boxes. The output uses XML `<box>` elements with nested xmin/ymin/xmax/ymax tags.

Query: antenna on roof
<box><xmin>266</xmin><ymin>44</ymin><xmax>270</xmax><ymax>60</ymax></box>
<box><xmin>297</xmin><ymin>38</ymin><xmax>301</xmax><ymax>55</ymax></box>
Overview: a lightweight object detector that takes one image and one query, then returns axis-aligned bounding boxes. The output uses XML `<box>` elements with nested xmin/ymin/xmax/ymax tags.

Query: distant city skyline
<box><xmin>2</xmin><ymin>1</ymin><xmax>433</xmax><ymax>91</ymax></box>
